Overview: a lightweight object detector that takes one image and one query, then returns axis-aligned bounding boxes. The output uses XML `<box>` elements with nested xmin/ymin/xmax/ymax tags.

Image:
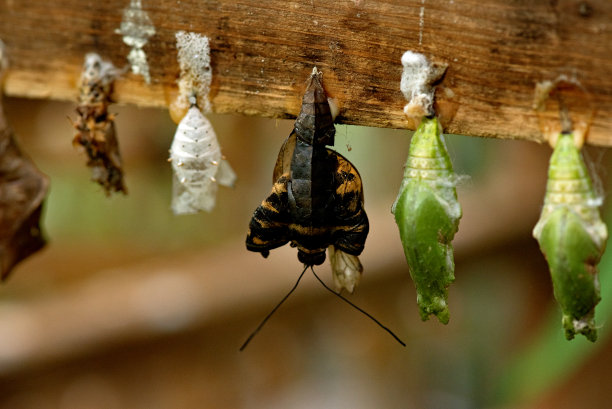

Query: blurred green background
<box><xmin>0</xmin><ymin>97</ymin><xmax>610</xmax><ymax>408</ymax></box>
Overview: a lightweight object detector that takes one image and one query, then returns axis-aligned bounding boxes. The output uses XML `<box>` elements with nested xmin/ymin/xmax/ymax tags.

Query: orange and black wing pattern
<box><xmin>328</xmin><ymin>150</ymin><xmax>369</xmax><ymax>256</ymax></box>
<box><xmin>245</xmin><ymin>132</ymin><xmax>295</xmax><ymax>256</ymax></box>
<box><xmin>246</xmin><ymin>68</ymin><xmax>368</xmax><ymax>266</ymax></box>
<box><xmin>245</xmin><ymin>143</ymin><xmax>368</xmax><ymax>266</ymax></box>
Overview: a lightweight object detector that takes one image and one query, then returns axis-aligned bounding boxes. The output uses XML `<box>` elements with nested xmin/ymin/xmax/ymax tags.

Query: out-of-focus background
<box><xmin>0</xmin><ymin>97</ymin><xmax>610</xmax><ymax>408</ymax></box>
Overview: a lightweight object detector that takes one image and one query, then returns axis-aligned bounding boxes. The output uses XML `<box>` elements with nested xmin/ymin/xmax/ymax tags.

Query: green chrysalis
<box><xmin>533</xmin><ymin>132</ymin><xmax>608</xmax><ymax>342</ymax></box>
<box><xmin>392</xmin><ymin>116</ymin><xmax>462</xmax><ymax>324</ymax></box>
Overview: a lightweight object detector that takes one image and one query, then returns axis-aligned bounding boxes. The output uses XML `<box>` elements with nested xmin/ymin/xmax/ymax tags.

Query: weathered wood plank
<box><xmin>0</xmin><ymin>0</ymin><xmax>611</xmax><ymax>145</ymax></box>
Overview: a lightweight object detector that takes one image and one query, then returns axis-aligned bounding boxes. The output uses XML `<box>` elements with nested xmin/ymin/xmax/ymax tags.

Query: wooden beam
<box><xmin>0</xmin><ymin>0</ymin><xmax>611</xmax><ymax>146</ymax></box>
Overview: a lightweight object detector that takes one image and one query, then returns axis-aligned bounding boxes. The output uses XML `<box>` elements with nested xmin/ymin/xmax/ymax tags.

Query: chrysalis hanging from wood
<box><xmin>0</xmin><ymin>40</ymin><xmax>49</xmax><ymax>280</ymax></box>
<box><xmin>168</xmin><ymin>31</ymin><xmax>236</xmax><ymax>214</ymax></box>
<box><xmin>393</xmin><ymin>51</ymin><xmax>460</xmax><ymax>324</ymax></box>
<box><xmin>246</xmin><ymin>67</ymin><xmax>369</xmax><ymax>267</ymax></box>
<box><xmin>169</xmin><ymin>99</ymin><xmax>236</xmax><ymax>214</ymax></box>
<box><xmin>72</xmin><ymin>53</ymin><xmax>127</xmax><ymax>195</ymax></box>
<box><xmin>392</xmin><ymin>116</ymin><xmax>461</xmax><ymax>324</ymax></box>
<box><xmin>533</xmin><ymin>132</ymin><xmax>607</xmax><ymax>342</ymax></box>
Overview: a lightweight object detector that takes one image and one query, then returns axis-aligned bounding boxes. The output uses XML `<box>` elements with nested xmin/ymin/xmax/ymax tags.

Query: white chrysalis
<box><xmin>328</xmin><ymin>245</ymin><xmax>363</xmax><ymax>294</ymax></box>
<box><xmin>169</xmin><ymin>103</ymin><xmax>236</xmax><ymax>214</ymax></box>
<box><xmin>169</xmin><ymin>31</ymin><xmax>235</xmax><ymax>214</ymax></box>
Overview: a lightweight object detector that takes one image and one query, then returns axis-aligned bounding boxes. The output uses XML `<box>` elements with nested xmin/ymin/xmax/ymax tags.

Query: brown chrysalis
<box><xmin>0</xmin><ymin>41</ymin><xmax>49</xmax><ymax>280</ymax></box>
<box><xmin>72</xmin><ymin>53</ymin><xmax>126</xmax><ymax>195</ymax></box>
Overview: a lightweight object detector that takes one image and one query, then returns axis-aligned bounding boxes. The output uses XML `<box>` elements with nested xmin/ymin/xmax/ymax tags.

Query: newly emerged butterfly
<box><xmin>246</xmin><ymin>68</ymin><xmax>369</xmax><ymax>266</ymax></box>
<box><xmin>242</xmin><ymin>68</ymin><xmax>404</xmax><ymax>350</ymax></box>
<box><xmin>169</xmin><ymin>100</ymin><xmax>236</xmax><ymax>214</ymax></box>
<box><xmin>533</xmin><ymin>132</ymin><xmax>607</xmax><ymax>342</ymax></box>
<box><xmin>392</xmin><ymin>116</ymin><xmax>462</xmax><ymax>324</ymax></box>
<box><xmin>72</xmin><ymin>53</ymin><xmax>127</xmax><ymax>195</ymax></box>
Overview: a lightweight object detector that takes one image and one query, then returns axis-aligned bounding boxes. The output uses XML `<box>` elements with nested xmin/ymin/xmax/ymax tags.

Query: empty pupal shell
<box><xmin>169</xmin><ymin>105</ymin><xmax>236</xmax><ymax>214</ymax></box>
<box><xmin>72</xmin><ymin>53</ymin><xmax>126</xmax><ymax>195</ymax></box>
<box><xmin>116</xmin><ymin>0</ymin><xmax>156</xmax><ymax>83</ymax></box>
<box><xmin>328</xmin><ymin>245</ymin><xmax>363</xmax><ymax>294</ymax></box>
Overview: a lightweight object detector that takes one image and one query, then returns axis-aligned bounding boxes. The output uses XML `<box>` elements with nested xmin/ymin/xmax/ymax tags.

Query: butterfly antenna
<box><xmin>310</xmin><ymin>267</ymin><xmax>406</xmax><ymax>347</ymax></box>
<box><xmin>239</xmin><ymin>265</ymin><xmax>309</xmax><ymax>351</ymax></box>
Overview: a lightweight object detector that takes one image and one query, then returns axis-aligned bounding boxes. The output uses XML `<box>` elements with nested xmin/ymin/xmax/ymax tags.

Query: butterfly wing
<box><xmin>329</xmin><ymin>150</ymin><xmax>369</xmax><ymax>256</ymax></box>
<box><xmin>246</xmin><ymin>133</ymin><xmax>297</xmax><ymax>256</ymax></box>
<box><xmin>272</xmin><ymin>132</ymin><xmax>297</xmax><ymax>183</ymax></box>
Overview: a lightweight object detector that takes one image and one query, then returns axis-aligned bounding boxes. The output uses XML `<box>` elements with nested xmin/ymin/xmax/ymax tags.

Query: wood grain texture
<box><xmin>0</xmin><ymin>0</ymin><xmax>611</xmax><ymax>145</ymax></box>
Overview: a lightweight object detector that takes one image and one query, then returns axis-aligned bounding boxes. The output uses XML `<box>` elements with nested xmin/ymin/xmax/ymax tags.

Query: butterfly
<box><xmin>242</xmin><ymin>68</ymin><xmax>404</xmax><ymax>350</ymax></box>
<box><xmin>533</xmin><ymin>132</ymin><xmax>607</xmax><ymax>341</ymax></box>
<box><xmin>246</xmin><ymin>68</ymin><xmax>368</xmax><ymax>267</ymax></box>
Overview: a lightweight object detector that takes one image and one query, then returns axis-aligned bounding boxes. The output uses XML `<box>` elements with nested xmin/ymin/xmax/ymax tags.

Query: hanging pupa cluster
<box><xmin>0</xmin><ymin>40</ymin><xmax>49</xmax><ymax>280</ymax></box>
<box><xmin>72</xmin><ymin>53</ymin><xmax>127</xmax><ymax>195</ymax></box>
<box><xmin>392</xmin><ymin>51</ymin><xmax>462</xmax><ymax>324</ymax></box>
<box><xmin>3</xmin><ymin>12</ymin><xmax>609</xmax><ymax>349</ymax></box>
<box><xmin>168</xmin><ymin>31</ymin><xmax>236</xmax><ymax>215</ymax></box>
<box><xmin>533</xmin><ymin>131</ymin><xmax>607</xmax><ymax>341</ymax></box>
